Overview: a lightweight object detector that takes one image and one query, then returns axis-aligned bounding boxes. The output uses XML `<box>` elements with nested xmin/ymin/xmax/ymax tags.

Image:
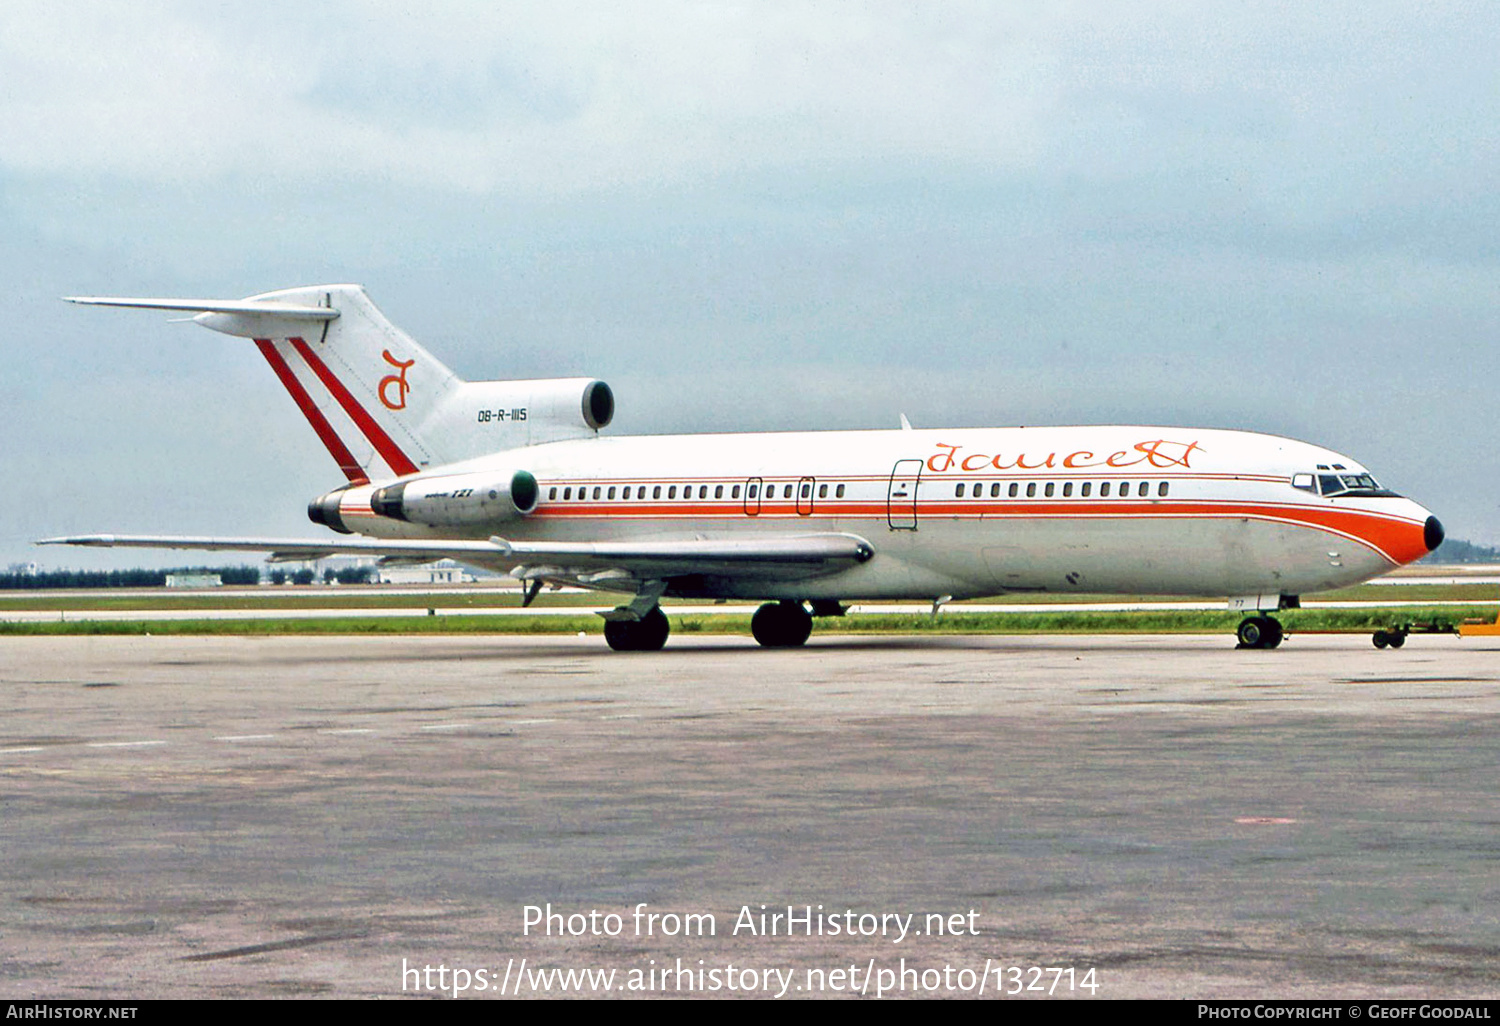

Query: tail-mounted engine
<box><xmin>309</xmin><ymin>469</ymin><xmax>538</xmax><ymax>533</ymax></box>
<box><xmin>438</xmin><ymin>377</ymin><xmax>614</xmax><ymax>450</ymax></box>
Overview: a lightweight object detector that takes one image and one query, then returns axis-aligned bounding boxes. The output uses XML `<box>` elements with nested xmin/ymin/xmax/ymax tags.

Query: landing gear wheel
<box><xmin>751</xmin><ymin>601</ymin><xmax>813</xmax><ymax>648</ymax></box>
<box><xmin>1237</xmin><ymin>616</ymin><xmax>1283</xmax><ymax>649</ymax></box>
<box><xmin>1372</xmin><ymin>631</ymin><xmax>1390</xmax><ymax>649</ymax></box>
<box><xmin>603</xmin><ymin>606</ymin><xmax>671</xmax><ymax>652</ymax></box>
<box><xmin>1387</xmin><ymin>631</ymin><xmax>1405</xmax><ymax>649</ymax></box>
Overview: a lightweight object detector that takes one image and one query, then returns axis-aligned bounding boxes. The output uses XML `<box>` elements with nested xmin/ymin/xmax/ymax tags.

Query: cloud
<box><xmin>0</xmin><ymin>1</ymin><xmax>1060</xmax><ymax>193</ymax></box>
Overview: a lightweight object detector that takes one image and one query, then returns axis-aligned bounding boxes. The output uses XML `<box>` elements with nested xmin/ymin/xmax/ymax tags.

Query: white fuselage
<box><xmin>331</xmin><ymin>424</ymin><xmax>1437</xmax><ymax>602</ymax></box>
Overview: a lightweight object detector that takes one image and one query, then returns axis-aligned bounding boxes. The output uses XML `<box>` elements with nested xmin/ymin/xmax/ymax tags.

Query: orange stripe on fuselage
<box><xmin>525</xmin><ymin>499</ymin><xmax>1428</xmax><ymax>566</ymax></box>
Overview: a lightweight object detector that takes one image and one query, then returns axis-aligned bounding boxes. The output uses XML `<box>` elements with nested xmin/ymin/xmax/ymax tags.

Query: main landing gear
<box><xmin>751</xmin><ymin>601</ymin><xmax>813</xmax><ymax>648</ymax></box>
<box><xmin>603</xmin><ymin>605</ymin><xmax>671</xmax><ymax>652</ymax></box>
<box><xmin>1236</xmin><ymin>616</ymin><xmax>1284</xmax><ymax>650</ymax></box>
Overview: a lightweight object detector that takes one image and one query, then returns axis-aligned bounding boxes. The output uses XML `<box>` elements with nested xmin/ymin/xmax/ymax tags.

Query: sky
<box><xmin>3</xmin><ymin>0</ymin><xmax>1498</xmax><ymax>569</ymax></box>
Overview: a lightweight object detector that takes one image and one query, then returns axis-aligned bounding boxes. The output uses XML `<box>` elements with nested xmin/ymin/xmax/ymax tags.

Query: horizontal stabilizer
<box><xmin>63</xmin><ymin>297</ymin><xmax>339</xmax><ymax>319</ymax></box>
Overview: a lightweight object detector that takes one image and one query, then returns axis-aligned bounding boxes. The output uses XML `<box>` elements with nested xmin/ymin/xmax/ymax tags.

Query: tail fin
<box><xmin>67</xmin><ymin>285</ymin><xmax>613</xmax><ymax>482</ymax></box>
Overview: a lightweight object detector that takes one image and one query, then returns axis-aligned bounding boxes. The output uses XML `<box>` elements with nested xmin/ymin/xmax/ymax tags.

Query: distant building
<box><xmin>377</xmin><ymin>559</ymin><xmax>474</xmax><ymax>585</ymax></box>
<box><xmin>165</xmin><ymin>573</ymin><xmax>222</xmax><ymax>588</ymax></box>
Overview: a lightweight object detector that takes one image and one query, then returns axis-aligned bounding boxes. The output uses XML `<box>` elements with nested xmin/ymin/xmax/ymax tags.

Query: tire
<box><xmin>1387</xmin><ymin>631</ymin><xmax>1405</xmax><ymax>649</ymax></box>
<box><xmin>604</xmin><ymin>619</ymin><xmax>636</xmax><ymax>651</ymax></box>
<box><xmin>752</xmin><ymin>602</ymin><xmax>812</xmax><ymax>648</ymax></box>
<box><xmin>603</xmin><ymin>606</ymin><xmax>671</xmax><ymax>652</ymax></box>
<box><xmin>1262</xmin><ymin>618</ymin><xmax>1284</xmax><ymax>649</ymax></box>
<box><xmin>1372</xmin><ymin>631</ymin><xmax>1389</xmax><ymax>649</ymax></box>
<box><xmin>634</xmin><ymin>606</ymin><xmax>670</xmax><ymax>651</ymax></box>
<box><xmin>1237</xmin><ymin>617</ymin><xmax>1265</xmax><ymax>649</ymax></box>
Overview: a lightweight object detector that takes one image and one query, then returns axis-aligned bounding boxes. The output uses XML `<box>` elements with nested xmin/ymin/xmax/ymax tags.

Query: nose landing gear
<box><xmin>1236</xmin><ymin>616</ymin><xmax>1284</xmax><ymax>649</ymax></box>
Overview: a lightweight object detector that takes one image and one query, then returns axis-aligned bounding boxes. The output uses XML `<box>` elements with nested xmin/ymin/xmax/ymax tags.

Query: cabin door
<box><xmin>887</xmin><ymin>460</ymin><xmax>922</xmax><ymax>530</ymax></box>
<box><xmin>743</xmin><ymin>477</ymin><xmax>763</xmax><ymax>516</ymax></box>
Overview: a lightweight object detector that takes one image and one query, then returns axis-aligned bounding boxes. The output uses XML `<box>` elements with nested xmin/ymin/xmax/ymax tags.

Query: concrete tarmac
<box><xmin>2</xmin><ymin>633</ymin><xmax>1499</xmax><ymax>1000</ymax></box>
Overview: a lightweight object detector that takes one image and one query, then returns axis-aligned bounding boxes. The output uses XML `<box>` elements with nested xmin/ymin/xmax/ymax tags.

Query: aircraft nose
<box><xmin>1425</xmin><ymin>516</ymin><xmax>1445</xmax><ymax>552</ymax></box>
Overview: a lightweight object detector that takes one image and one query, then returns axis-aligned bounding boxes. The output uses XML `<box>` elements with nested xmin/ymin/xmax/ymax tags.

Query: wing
<box><xmin>39</xmin><ymin>533</ymin><xmax>875</xmax><ymax>584</ymax></box>
<box><xmin>39</xmin><ymin>534</ymin><xmax>507</xmax><ymax>565</ymax></box>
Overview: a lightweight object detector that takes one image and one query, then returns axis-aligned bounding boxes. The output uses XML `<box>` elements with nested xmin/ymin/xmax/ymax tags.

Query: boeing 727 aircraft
<box><xmin>46</xmin><ymin>285</ymin><xmax>1444</xmax><ymax>651</ymax></box>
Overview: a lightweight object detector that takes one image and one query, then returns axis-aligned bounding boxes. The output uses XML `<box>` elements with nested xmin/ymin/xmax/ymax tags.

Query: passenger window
<box><xmin>548</xmin><ymin>487</ymin><xmax>558</xmax><ymax>500</ymax></box>
<box><xmin>1082</xmin><ymin>482</ymin><xmax>1091</xmax><ymax>497</ymax></box>
<box><xmin>668</xmin><ymin>486</ymin><xmax>677</xmax><ymax>499</ymax></box>
<box><xmin>784</xmin><ymin>485</ymin><xmax>793</xmax><ymax>499</ymax></box>
<box><xmin>1009</xmin><ymin>483</ymin><xmax>1018</xmax><ymax>498</ymax></box>
<box><xmin>732</xmin><ymin>485</ymin><xmax>741</xmax><ymax>499</ymax></box>
<box><xmin>836</xmin><ymin>484</ymin><xmax>845</xmax><ymax>498</ymax></box>
<box><xmin>592</xmin><ymin>487</ymin><xmax>600</xmax><ymax>500</ymax></box>
<box><xmin>607</xmin><ymin>486</ymin><xmax>616</xmax><ymax>500</ymax></box>
<box><xmin>1063</xmin><ymin>482</ymin><xmax>1073</xmax><ymax>497</ymax></box>
<box><xmin>1158</xmin><ymin>482</ymin><xmax>1169</xmax><ymax>497</ymax></box>
<box><xmin>1100</xmin><ymin>482</ymin><xmax>1111</xmax><ymax>497</ymax></box>
<box><xmin>818</xmin><ymin>484</ymin><xmax>827</xmax><ymax>498</ymax></box>
<box><xmin>990</xmin><ymin>483</ymin><xmax>1000</xmax><ymax>498</ymax></box>
<box><xmin>800</xmin><ymin>482</ymin><xmax>810</xmax><ymax>499</ymax></box>
<box><xmin>748</xmin><ymin>484</ymin><xmax>758</xmax><ymax>499</ymax></box>
<box><xmin>1138</xmin><ymin>482</ymin><xmax>1149</xmax><ymax>497</ymax></box>
<box><xmin>1118</xmin><ymin>482</ymin><xmax>1128</xmax><ymax>496</ymax></box>
<box><xmin>1026</xmin><ymin>483</ymin><xmax>1037</xmax><ymax>498</ymax></box>
<box><xmin>563</xmin><ymin>487</ymin><xmax>572</xmax><ymax>500</ymax></box>
<box><xmin>1045</xmin><ymin>482</ymin><xmax>1055</xmax><ymax>498</ymax></box>
<box><xmin>653</xmin><ymin>485</ymin><xmax>661</xmax><ymax>499</ymax></box>
<box><xmin>715</xmin><ymin>485</ymin><xmax>724</xmax><ymax>499</ymax></box>
<box><xmin>956</xmin><ymin>483</ymin><xmax>966</xmax><ymax>498</ymax></box>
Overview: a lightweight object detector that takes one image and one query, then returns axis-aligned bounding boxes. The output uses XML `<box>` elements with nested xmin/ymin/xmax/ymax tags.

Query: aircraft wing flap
<box><xmin>491</xmin><ymin>534</ymin><xmax>874</xmax><ymax>567</ymax></box>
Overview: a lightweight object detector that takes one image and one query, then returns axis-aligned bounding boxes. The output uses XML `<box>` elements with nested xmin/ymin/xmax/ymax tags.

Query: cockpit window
<box><xmin>1317</xmin><ymin>473</ymin><xmax>1398</xmax><ymax>498</ymax></box>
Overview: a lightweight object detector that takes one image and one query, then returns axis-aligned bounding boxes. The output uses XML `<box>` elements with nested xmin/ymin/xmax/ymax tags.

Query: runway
<box><xmin>3</xmin><ymin>596</ymin><xmax>1495</xmax><ymax>623</ymax></box>
<box><xmin>3</xmin><ymin>634</ymin><xmax>1499</xmax><ymax>999</ymax></box>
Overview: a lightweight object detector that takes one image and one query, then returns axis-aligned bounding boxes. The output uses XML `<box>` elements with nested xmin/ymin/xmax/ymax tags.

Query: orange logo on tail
<box><xmin>378</xmin><ymin>350</ymin><xmax>415</xmax><ymax>410</ymax></box>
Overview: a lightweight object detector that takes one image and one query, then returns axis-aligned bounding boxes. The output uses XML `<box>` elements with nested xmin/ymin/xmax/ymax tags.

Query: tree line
<box><xmin>1423</xmin><ymin>538</ymin><xmax>1500</xmax><ymax>564</ymax></box>
<box><xmin>0</xmin><ymin>565</ymin><xmax>376</xmax><ymax>589</ymax></box>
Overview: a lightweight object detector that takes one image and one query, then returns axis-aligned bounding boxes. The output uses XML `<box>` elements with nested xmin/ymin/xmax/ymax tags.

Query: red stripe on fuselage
<box><xmin>528</xmin><ymin>499</ymin><xmax>1428</xmax><ymax>565</ymax></box>
<box><xmin>254</xmin><ymin>339</ymin><xmax>368</xmax><ymax>484</ymax></box>
<box><xmin>287</xmin><ymin>337</ymin><xmax>420</xmax><ymax>477</ymax></box>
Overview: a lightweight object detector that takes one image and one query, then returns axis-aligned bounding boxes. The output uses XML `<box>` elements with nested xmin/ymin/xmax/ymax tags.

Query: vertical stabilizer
<box><xmin>214</xmin><ymin>285</ymin><xmax>461</xmax><ymax>480</ymax></box>
<box><xmin>67</xmin><ymin>285</ymin><xmax>614</xmax><ymax>482</ymax></box>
